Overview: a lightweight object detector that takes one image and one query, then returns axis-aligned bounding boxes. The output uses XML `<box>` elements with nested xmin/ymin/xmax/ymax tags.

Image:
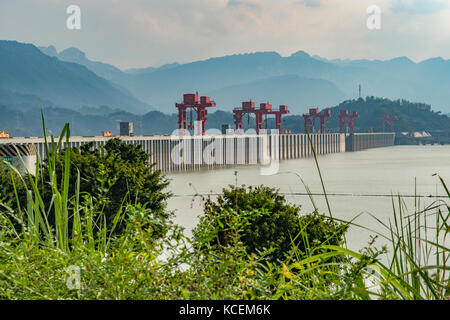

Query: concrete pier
<box><xmin>0</xmin><ymin>132</ymin><xmax>394</xmax><ymax>174</ymax></box>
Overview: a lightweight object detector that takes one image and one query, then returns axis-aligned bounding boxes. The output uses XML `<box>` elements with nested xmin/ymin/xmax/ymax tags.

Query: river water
<box><xmin>166</xmin><ymin>145</ymin><xmax>450</xmax><ymax>251</ymax></box>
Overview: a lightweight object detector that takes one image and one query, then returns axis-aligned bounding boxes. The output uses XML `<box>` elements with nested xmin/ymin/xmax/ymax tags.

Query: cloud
<box><xmin>295</xmin><ymin>0</ymin><xmax>323</xmax><ymax>8</ymax></box>
<box><xmin>1</xmin><ymin>0</ymin><xmax>450</xmax><ymax>68</ymax></box>
<box><xmin>227</xmin><ymin>0</ymin><xmax>262</xmax><ymax>9</ymax></box>
<box><xmin>390</xmin><ymin>0</ymin><xmax>449</xmax><ymax>15</ymax></box>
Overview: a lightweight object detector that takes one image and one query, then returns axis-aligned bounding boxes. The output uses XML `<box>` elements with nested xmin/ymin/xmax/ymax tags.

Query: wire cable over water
<box><xmin>171</xmin><ymin>192</ymin><xmax>448</xmax><ymax>199</ymax></box>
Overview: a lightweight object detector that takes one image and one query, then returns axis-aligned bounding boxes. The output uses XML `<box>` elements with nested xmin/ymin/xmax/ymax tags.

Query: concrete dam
<box><xmin>345</xmin><ymin>133</ymin><xmax>396</xmax><ymax>152</ymax></box>
<box><xmin>1</xmin><ymin>132</ymin><xmax>395</xmax><ymax>174</ymax></box>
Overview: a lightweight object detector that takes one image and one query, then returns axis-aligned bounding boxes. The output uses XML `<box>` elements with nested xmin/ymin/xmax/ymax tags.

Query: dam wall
<box><xmin>0</xmin><ymin>132</ymin><xmax>394</xmax><ymax>174</ymax></box>
<box><xmin>271</xmin><ymin>133</ymin><xmax>345</xmax><ymax>160</ymax></box>
<box><xmin>345</xmin><ymin>133</ymin><xmax>396</xmax><ymax>152</ymax></box>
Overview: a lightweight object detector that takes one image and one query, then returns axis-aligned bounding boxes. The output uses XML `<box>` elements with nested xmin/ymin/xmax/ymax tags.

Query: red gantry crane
<box><xmin>233</xmin><ymin>101</ymin><xmax>256</xmax><ymax>131</ymax></box>
<box><xmin>176</xmin><ymin>93</ymin><xmax>216</xmax><ymax>135</ymax></box>
<box><xmin>339</xmin><ymin>109</ymin><xmax>359</xmax><ymax>134</ymax></box>
<box><xmin>382</xmin><ymin>114</ymin><xmax>399</xmax><ymax>132</ymax></box>
<box><xmin>302</xmin><ymin>108</ymin><xmax>331</xmax><ymax>133</ymax></box>
<box><xmin>233</xmin><ymin>101</ymin><xmax>290</xmax><ymax>134</ymax></box>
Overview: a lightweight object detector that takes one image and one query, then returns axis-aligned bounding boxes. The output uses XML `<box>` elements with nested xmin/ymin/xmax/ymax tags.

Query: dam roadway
<box><xmin>0</xmin><ymin>132</ymin><xmax>395</xmax><ymax>174</ymax></box>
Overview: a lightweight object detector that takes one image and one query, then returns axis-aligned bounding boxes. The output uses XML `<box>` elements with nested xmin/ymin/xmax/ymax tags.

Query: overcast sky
<box><xmin>1</xmin><ymin>0</ymin><xmax>449</xmax><ymax>69</ymax></box>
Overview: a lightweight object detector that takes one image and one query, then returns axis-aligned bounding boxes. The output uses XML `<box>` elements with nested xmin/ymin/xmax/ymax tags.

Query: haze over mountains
<box><xmin>38</xmin><ymin>43</ymin><xmax>450</xmax><ymax>115</ymax></box>
<box><xmin>0</xmin><ymin>41</ymin><xmax>150</xmax><ymax>114</ymax></box>
<box><xmin>1</xmin><ymin>39</ymin><xmax>450</xmax><ymax>126</ymax></box>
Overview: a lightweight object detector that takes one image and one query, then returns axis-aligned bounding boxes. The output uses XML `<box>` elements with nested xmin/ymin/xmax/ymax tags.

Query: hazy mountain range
<box><xmin>37</xmin><ymin>43</ymin><xmax>450</xmax><ymax>115</ymax></box>
<box><xmin>0</xmin><ymin>41</ymin><xmax>150</xmax><ymax>114</ymax></box>
<box><xmin>0</xmin><ymin>40</ymin><xmax>450</xmax><ymax>127</ymax></box>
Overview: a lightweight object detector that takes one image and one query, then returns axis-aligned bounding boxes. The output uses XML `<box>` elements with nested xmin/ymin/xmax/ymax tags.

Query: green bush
<box><xmin>39</xmin><ymin>138</ymin><xmax>171</xmax><ymax>234</ymax></box>
<box><xmin>193</xmin><ymin>185</ymin><xmax>348</xmax><ymax>262</ymax></box>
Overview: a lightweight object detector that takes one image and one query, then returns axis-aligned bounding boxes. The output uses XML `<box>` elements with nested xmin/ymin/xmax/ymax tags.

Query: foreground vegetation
<box><xmin>0</xmin><ymin>121</ymin><xmax>449</xmax><ymax>300</ymax></box>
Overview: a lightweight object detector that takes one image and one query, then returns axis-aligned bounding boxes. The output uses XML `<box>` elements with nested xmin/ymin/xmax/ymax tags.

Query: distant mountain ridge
<box><xmin>1</xmin><ymin>41</ymin><xmax>448</xmax><ymax>137</ymax></box>
<box><xmin>13</xmin><ymin>41</ymin><xmax>450</xmax><ymax>116</ymax></box>
<box><xmin>209</xmin><ymin>74</ymin><xmax>345</xmax><ymax>111</ymax></box>
<box><xmin>37</xmin><ymin>46</ymin><xmax>346</xmax><ymax>113</ymax></box>
<box><xmin>124</xmin><ymin>63</ymin><xmax>180</xmax><ymax>75</ymax></box>
<box><xmin>48</xmin><ymin>47</ymin><xmax>449</xmax><ymax>114</ymax></box>
<box><xmin>118</xmin><ymin>51</ymin><xmax>348</xmax><ymax>113</ymax></box>
<box><xmin>0</xmin><ymin>41</ymin><xmax>151</xmax><ymax>114</ymax></box>
<box><xmin>38</xmin><ymin>45</ymin><xmax>131</xmax><ymax>85</ymax></box>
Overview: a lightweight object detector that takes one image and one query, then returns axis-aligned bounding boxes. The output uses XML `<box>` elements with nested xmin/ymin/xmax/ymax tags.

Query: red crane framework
<box><xmin>176</xmin><ymin>93</ymin><xmax>216</xmax><ymax>135</ymax></box>
<box><xmin>339</xmin><ymin>109</ymin><xmax>360</xmax><ymax>134</ymax></box>
<box><xmin>233</xmin><ymin>101</ymin><xmax>290</xmax><ymax>134</ymax></box>
<box><xmin>382</xmin><ymin>114</ymin><xmax>399</xmax><ymax>132</ymax></box>
<box><xmin>302</xmin><ymin>108</ymin><xmax>331</xmax><ymax>133</ymax></box>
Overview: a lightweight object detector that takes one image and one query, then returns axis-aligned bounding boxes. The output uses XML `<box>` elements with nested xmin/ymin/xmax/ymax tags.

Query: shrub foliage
<box><xmin>194</xmin><ymin>185</ymin><xmax>347</xmax><ymax>262</ymax></box>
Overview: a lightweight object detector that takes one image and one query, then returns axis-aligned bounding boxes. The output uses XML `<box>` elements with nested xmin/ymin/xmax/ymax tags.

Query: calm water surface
<box><xmin>167</xmin><ymin>145</ymin><xmax>450</xmax><ymax>250</ymax></box>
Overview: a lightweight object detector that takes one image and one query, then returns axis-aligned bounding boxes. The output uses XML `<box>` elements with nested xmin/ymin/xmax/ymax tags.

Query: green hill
<box><xmin>322</xmin><ymin>97</ymin><xmax>449</xmax><ymax>133</ymax></box>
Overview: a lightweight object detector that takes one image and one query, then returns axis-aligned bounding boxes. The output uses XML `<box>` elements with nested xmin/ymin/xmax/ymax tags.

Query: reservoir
<box><xmin>167</xmin><ymin>145</ymin><xmax>450</xmax><ymax>251</ymax></box>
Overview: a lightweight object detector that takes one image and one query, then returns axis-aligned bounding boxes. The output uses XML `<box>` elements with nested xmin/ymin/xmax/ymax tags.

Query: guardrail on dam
<box><xmin>0</xmin><ymin>132</ymin><xmax>394</xmax><ymax>174</ymax></box>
